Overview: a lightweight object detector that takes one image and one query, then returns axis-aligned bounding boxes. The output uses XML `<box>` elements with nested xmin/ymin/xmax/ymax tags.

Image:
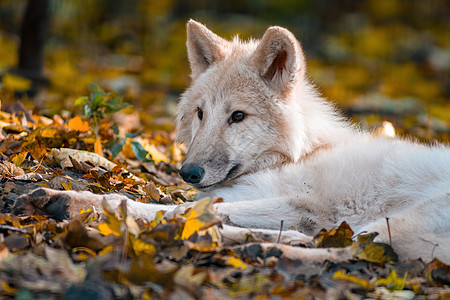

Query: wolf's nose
<box><xmin>179</xmin><ymin>164</ymin><xmax>205</xmax><ymax>184</ymax></box>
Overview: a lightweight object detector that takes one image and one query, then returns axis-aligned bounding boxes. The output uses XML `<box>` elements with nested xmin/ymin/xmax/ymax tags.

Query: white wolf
<box><xmin>16</xmin><ymin>20</ymin><xmax>450</xmax><ymax>263</ymax></box>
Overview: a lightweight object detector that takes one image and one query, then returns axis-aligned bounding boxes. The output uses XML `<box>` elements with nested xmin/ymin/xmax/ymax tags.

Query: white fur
<box><xmin>175</xmin><ymin>20</ymin><xmax>450</xmax><ymax>263</ymax></box>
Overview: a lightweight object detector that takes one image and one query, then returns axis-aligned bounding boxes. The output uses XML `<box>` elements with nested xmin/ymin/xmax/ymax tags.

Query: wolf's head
<box><xmin>176</xmin><ymin>20</ymin><xmax>340</xmax><ymax>190</ymax></box>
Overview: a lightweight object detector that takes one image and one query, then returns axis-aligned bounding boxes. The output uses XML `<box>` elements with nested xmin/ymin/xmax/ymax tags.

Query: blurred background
<box><xmin>0</xmin><ymin>0</ymin><xmax>449</xmax><ymax>141</ymax></box>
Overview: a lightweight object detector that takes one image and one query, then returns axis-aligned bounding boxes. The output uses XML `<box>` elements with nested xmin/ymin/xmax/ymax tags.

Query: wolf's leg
<box><xmin>220</xmin><ymin>224</ymin><xmax>313</xmax><ymax>246</ymax></box>
<box><xmin>359</xmin><ymin>193</ymin><xmax>450</xmax><ymax>263</ymax></box>
<box><xmin>213</xmin><ymin>196</ymin><xmax>330</xmax><ymax>235</ymax></box>
<box><xmin>13</xmin><ymin>188</ymin><xmax>178</xmax><ymax>222</ymax></box>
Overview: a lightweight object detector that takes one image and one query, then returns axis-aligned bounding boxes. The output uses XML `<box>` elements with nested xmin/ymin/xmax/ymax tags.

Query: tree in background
<box><xmin>15</xmin><ymin>0</ymin><xmax>50</xmax><ymax>97</ymax></box>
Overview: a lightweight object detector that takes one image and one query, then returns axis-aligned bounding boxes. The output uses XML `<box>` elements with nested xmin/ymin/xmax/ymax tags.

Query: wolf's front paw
<box><xmin>13</xmin><ymin>188</ymin><xmax>72</xmax><ymax>221</ymax></box>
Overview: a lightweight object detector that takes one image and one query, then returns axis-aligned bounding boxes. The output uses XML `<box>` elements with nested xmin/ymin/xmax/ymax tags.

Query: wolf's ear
<box><xmin>186</xmin><ymin>20</ymin><xmax>228</xmax><ymax>80</ymax></box>
<box><xmin>250</xmin><ymin>26</ymin><xmax>305</xmax><ymax>94</ymax></box>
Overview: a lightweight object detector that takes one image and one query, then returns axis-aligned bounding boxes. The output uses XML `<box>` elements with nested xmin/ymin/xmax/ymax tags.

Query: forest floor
<box><xmin>0</xmin><ymin>89</ymin><xmax>448</xmax><ymax>299</ymax></box>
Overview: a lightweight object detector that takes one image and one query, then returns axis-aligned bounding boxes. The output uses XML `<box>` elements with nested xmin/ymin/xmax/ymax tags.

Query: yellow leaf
<box><xmin>181</xmin><ymin>210</ymin><xmax>203</xmax><ymax>240</ymax></box>
<box><xmin>94</xmin><ymin>137</ymin><xmax>103</xmax><ymax>156</ymax></box>
<box><xmin>145</xmin><ymin>144</ymin><xmax>168</xmax><ymax>162</ymax></box>
<box><xmin>79</xmin><ymin>207</ymin><xmax>96</xmax><ymax>222</ymax></box>
<box><xmin>74</xmin><ymin>252</ymin><xmax>90</xmax><ymax>262</ymax></box>
<box><xmin>10</xmin><ymin>152</ymin><xmax>26</xmax><ymax>168</ymax></box>
<box><xmin>67</xmin><ymin>116</ymin><xmax>90</xmax><ymax>132</ymax></box>
<box><xmin>185</xmin><ymin>227</ymin><xmax>221</xmax><ymax>251</ymax></box>
<box><xmin>72</xmin><ymin>247</ymin><xmax>97</xmax><ymax>262</ymax></box>
<box><xmin>98</xmin><ymin>244</ymin><xmax>115</xmax><ymax>256</ymax></box>
<box><xmin>351</xmin><ymin>233</ymin><xmax>398</xmax><ymax>264</ymax></box>
<box><xmin>61</xmin><ymin>179</ymin><xmax>73</xmax><ymax>190</ymax></box>
<box><xmin>333</xmin><ymin>270</ymin><xmax>373</xmax><ymax>289</ymax></box>
<box><xmin>1</xmin><ymin>281</ymin><xmax>16</xmax><ymax>294</ymax></box>
<box><xmin>180</xmin><ymin>197</ymin><xmax>220</xmax><ymax>240</ymax></box>
<box><xmin>314</xmin><ymin>221</ymin><xmax>354</xmax><ymax>248</ymax></box>
<box><xmin>376</xmin><ymin>270</ymin><xmax>406</xmax><ymax>291</ymax></box>
<box><xmin>2</xmin><ymin>73</ymin><xmax>31</xmax><ymax>91</ymax></box>
<box><xmin>148</xmin><ymin>210</ymin><xmax>167</xmax><ymax>230</ymax></box>
<box><xmin>142</xmin><ymin>291</ymin><xmax>152</xmax><ymax>300</ymax></box>
<box><xmin>100</xmin><ymin>201</ymin><xmax>124</xmax><ymax>236</ymax></box>
<box><xmin>98</xmin><ymin>222</ymin><xmax>120</xmax><ymax>236</ymax></box>
<box><xmin>121</xmin><ymin>138</ymin><xmax>135</xmax><ymax>159</ymax></box>
<box><xmin>226</xmin><ymin>256</ymin><xmax>248</xmax><ymax>270</ymax></box>
<box><xmin>79</xmin><ymin>207</ymin><xmax>93</xmax><ymax>214</ymax></box>
<box><xmin>123</xmin><ymin>137</ymin><xmax>169</xmax><ymax>162</ymax></box>
<box><xmin>131</xmin><ymin>237</ymin><xmax>157</xmax><ymax>256</ymax></box>
<box><xmin>40</xmin><ymin>127</ymin><xmax>61</xmax><ymax>138</ymax></box>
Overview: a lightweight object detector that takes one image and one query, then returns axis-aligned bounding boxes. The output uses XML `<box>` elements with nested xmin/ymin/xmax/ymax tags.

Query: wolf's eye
<box><xmin>197</xmin><ymin>108</ymin><xmax>203</xmax><ymax>120</ymax></box>
<box><xmin>229</xmin><ymin>111</ymin><xmax>247</xmax><ymax>124</ymax></box>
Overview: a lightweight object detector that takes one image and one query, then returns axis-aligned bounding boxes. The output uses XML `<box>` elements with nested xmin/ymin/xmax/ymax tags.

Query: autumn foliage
<box><xmin>0</xmin><ymin>92</ymin><xmax>448</xmax><ymax>298</ymax></box>
<box><xmin>0</xmin><ymin>0</ymin><xmax>449</xmax><ymax>297</ymax></box>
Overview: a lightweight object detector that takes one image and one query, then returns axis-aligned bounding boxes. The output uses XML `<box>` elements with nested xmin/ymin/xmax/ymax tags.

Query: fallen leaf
<box><xmin>180</xmin><ymin>197</ymin><xmax>221</xmax><ymax>240</ymax></box>
<box><xmin>131</xmin><ymin>236</ymin><xmax>157</xmax><ymax>256</ymax></box>
<box><xmin>333</xmin><ymin>269</ymin><xmax>372</xmax><ymax>289</ymax></box>
<box><xmin>351</xmin><ymin>232</ymin><xmax>398</xmax><ymax>264</ymax></box>
<box><xmin>52</xmin><ymin>148</ymin><xmax>143</xmax><ymax>183</ymax></box>
<box><xmin>94</xmin><ymin>137</ymin><xmax>103</xmax><ymax>156</ymax></box>
<box><xmin>314</xmin><ymin>221</ymin><xmax>354</xmax><ymax>248</ymax></box>
<box><xmin>67</xmin><ymin>116</ymin><xmax>90</xmax><ymax>132</ymax></box>
<box><xmin>225</xmin><ymin>256</ymin><xmax>248</xmax><ymax>270</ymax></box>
<box><xmin>13</xmin><ymin>173</ymin><xmax>45</xmax><ymax>181</ymax></box>
<box><xmin>424</xmin><ymin>258</ymin><xmax>450</xmax><ymax>286</ymax></box>
<box><xmin>144</xmin><ymin>181</ymin><xmax>160</xmax><ymax>201</ymax></box>
<box><xmin>98</xmin><ymin>222</ymin><xmax>120</xmax><ymax>237</ymax></box>
<box><xmin>65</xmin><ymin>219</ymin><xmax>105</xmax><ymax>251</ymax></box>
<box><xmin>61</xmin><ymin>179</ymin><xmax>73</xmax><ymax>190</ymax></box>
<box><xmin>52</xmin><ymin>148</ymin><xmax>116</xmax><ymax>170</ymax></box>
<box><xmin>41</xmin><ymin>127</ymin><xmax>62</xmax><ymax>138</ymax></box>
<box><xmin>10</xmin><ymin>152</ymin><xmax>27</xmax><ymax>167</ymax></box>
<box><xmin>376</xmin><ymin>270</ymin><xmax>406</xmax><ymax>291</ymax></box>
<box><xmin>0</xmin><ymin>161</ymin><xmax>25</xmax><ymax>177</ymax></box>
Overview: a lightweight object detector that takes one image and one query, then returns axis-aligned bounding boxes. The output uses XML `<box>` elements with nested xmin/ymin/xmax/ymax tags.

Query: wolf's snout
<box><xmin>179</xmin><ymin>164</ymin><xmax>205</xmax><ymax>184</ymax></box>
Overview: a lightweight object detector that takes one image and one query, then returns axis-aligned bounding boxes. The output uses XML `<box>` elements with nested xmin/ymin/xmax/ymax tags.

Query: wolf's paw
<box><xmin>13</xmin><ymin>188</ymin><xmax>72</xmax><ymax>221</ymax></box>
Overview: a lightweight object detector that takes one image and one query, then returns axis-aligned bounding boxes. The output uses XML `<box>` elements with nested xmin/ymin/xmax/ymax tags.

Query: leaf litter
<box><xmin>0</xmin><ymin>96</ymin><xmax>448</xmax><ymax>299</ymax></box>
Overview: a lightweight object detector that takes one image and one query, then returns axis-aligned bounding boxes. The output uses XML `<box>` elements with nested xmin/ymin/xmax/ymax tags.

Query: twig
<box><xmin>431</xmin><ymin>244</ymin><xmax>439</xmax><ymax>260</ymax></box>
<box><xmin>385</xmin><ymin>217</ymin><xmax>392</xmax><ymax>247</ymax></box>
<box><xmin>30</xmin><ymin>153</ymin><xmax>47</xmax><ymax>172</ymax></box>
<box><xmin>419</xmin><ymin>237</ymin><xmax>439</xmax><ymax>261</ymax></box>
<box><xmin>276</xmin><ymin>220</ymin><xmax>284</xmax><ymax>243</ymax></box>
<box><xmin>0</xmin><ymin>225</ymin><xmax>29</xmax><ymax>234</ymax></box>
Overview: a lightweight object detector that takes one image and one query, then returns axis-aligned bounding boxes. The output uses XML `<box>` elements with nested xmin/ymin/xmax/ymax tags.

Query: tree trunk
<box><xmin>18</xmin><ymin>0</ymin><xmax>51</xmax><ymax>82</ymax></box>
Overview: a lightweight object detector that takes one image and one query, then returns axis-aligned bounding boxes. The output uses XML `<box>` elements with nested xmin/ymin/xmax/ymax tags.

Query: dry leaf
<box><xmin>314</xmin><ymin>221</ymin><xmax>354</xmax><ymax>248</ymax></box>
<box><xmin>376</xmin><ymin>270</ymin><xmax>406</xmax><ymax>290</ymax></box>
<box><xmin>67</xmin><ymin>116</ymin><xmax>90</xmax><ymax>132</ymax></box>
<box><xmin>180</xmin><ymin>197</ymin><xmax>221</xmax><ymax>240</ymax></box>
<box><xmin>0</xmin><ymin>161</ymin><xmax>25</xmax><ymax>177</ymax></box>
<box><xmin>351</xmin><ymin>232</ymin><xmax>398</xmax><ymax>264</ymax></box>
<box><xmin>144</xmin><ymin>181</ymin><xmax>160</xmax><ymax>201</ymax></box>
<box><xmin>52</xmin><ymin>148</ymin><xmax>116</xmax><ymax>170</ymax></box>
<box><xmin>333</xmin><ymin>270</ymin><xmax>372</xmax><ymax>289</ymax></box>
